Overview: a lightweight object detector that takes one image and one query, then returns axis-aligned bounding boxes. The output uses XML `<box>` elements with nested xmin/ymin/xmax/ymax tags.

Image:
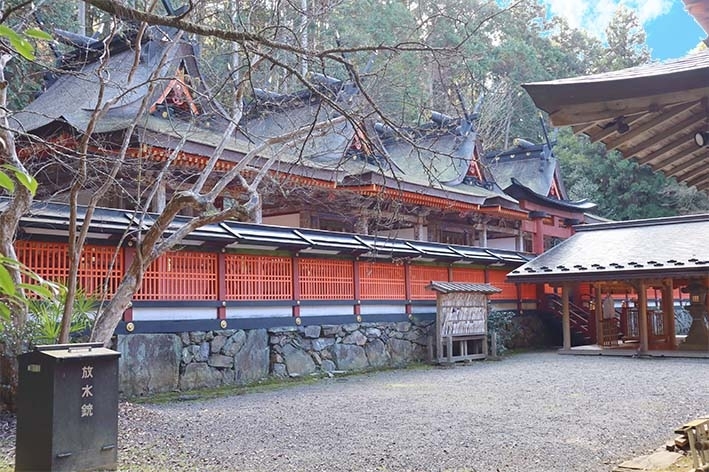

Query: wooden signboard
<box><xmin>427</xmin><ymin>281</ymin><xmax>501</xmax><ymax>364</ymax></box>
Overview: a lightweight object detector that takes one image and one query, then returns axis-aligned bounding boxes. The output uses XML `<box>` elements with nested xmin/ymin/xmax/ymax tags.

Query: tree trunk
<box><xmin>0</xmin><ymin>52</ymin><xmax>33</xmax><ymax>411</ymax></box>
<box><xmin>0</xmin><ymin>346</ymin><xmax>18</xmax><ymax>412</ymax></box>
<box><xmin>90</xmin><ymin>272</ymin><xmax>140</xmax><ymax>345</ymax></box>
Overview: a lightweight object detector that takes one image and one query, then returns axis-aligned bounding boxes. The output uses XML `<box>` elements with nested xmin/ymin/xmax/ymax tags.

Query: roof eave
<box><xmin>508</xmin><ymin>266</ymin><xmax>709</xmax><ymax>284</ymax></box>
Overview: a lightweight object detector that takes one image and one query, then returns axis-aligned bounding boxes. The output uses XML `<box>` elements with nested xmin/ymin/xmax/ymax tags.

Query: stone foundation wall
<box><xmin>117</xmin><ymin>320</ymin><xmax>434</xmax><ymax>397</ymax></box>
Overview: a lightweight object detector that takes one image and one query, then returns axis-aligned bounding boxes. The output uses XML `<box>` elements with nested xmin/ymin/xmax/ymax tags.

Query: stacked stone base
<box><xmin>116</xmin><ymin>320</ymin><xmax>433</xmax><ymax>397</ymax></box>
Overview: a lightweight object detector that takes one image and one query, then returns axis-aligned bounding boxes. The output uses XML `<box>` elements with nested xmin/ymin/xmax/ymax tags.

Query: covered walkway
<box><xmin>508</xmin><ymin>213</ymin><xmax>709</xmax><ymax>356</ymax></box>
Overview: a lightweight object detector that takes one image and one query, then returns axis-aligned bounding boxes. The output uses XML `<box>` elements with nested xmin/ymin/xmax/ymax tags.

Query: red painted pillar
<box><xmin>122</xmin><ymin>245</ymin><xmax>135</xmax><ymax>323</ymax></box>
<box><xmin>217</xmin><ymin>251</ymin><xmax>226</xmax><ymax>320</ymax></box>
<box><xmin>404</xmin><ymin>262</ymin><xmax>412</xmax><ymax>316</ymax></box>
<box><xmin>353</xmin><ymin>258</ymin><xmax>361</xmax><ymax>316</ymax></box>
<box><xmin>533</xmin><ymin>218</ymin><xmax>545</xmax><ymax>255</ymax></box>
<box><xmin>292</xmin><ymin>255</ymin><xmax>301</xmax><ymax>318</ymax></box>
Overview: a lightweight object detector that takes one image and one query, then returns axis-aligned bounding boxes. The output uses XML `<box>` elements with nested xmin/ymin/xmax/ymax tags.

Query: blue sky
<box><xmin>645</xmin><ymin>1</ymin><xmax>705</xmax><ymax>59</ymax></box>
<box><xmin>539</xmin><ymin>0</ymin><xmax>706</xmax><ymax>60</ymax></box>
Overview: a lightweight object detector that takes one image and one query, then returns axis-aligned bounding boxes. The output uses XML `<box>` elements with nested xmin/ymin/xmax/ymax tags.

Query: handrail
<box><xmin>543</xmin><ymin>294</ymin><xmax>589</xmax><ymax>332</ymax></box>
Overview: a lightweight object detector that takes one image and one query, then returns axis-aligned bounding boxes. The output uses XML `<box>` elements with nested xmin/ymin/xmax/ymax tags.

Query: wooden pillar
<box><xmin>292</xmin><ymin>255</ymin><xmax>301</xmax><ymax>318</ymax></box>
<box><xmin>705</xmin><ymin>275</ymin><xmax>709</xmax><ymax>314</ymax></box>
<box><xmin>404</xmin><ymin>262</ymin><xmax>412</xmax><ymax>316</ymax></box>
<box><xmin>663</xmin><ymin>279</ymin><xmax>675</xmax><ymax>347</ymax></box>
<box><xmin>516</xmin><ymin>230</ymin><xmax>524</xmax><ymax>252</ymax></box>
<box><xmin>594</xmin><ymin>284</ymin><xmax>603</xmax><ymax>346</ymax></box>
<box><xmin>532</xmin><ymin>219</ymin><xmax>545</xmax><ymax>254</ymax></box>
<box><xmin>251</xmin><ymin>199</ymin><xmax>263</xmax><ymax>224</ymax></box>
<box><xmin>353</xmin><ymin>259</ymin><xmax>361</xmax><ymax>316</ymax></box>
<box><xmin>217</xmin><ymin>251</ymin><xmax>226</xmax><ymax>320</ymax></box>
<box><xmin>414</xmin><ymin>216</ymin><xmax>425</xmax><ymax>241</ymax></box>
<box><xmin>479</xmin><ymin>223</ymin><xmax>488</xmax><ymax>247</ymax></box>
<box><xmin>562</xmin><ymin>283</ymin><xmax>571</xmax><ymax>351</ymax></box>
<box><xmin>153</xmin><ymin>179</ymin><xmax>166</xmax><ymax>213</ymax></box>
<box><xmin>638</xmin><ymin>281</ymin><xmax>648</xmax><ymax>354</ymax></box>
<box><xmin>354</xmin><ymin>215</ymin><xmax>368</xmax><ymax>235</ymax></box>
<box><xmin>122</xmin><ymin>245</ymin><xmax>136</xmax><ymax>323</ymax></box>
<box><xmin>516</xmin><ymin>283</ymin><xmax>522</xmax><ymax>314</ymax></box>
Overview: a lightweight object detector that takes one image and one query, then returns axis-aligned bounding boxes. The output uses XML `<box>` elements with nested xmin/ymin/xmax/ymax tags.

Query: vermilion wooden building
<box><xmin>11</xmin><ymin>199</ymin><xmax>538</xmax><ymax>333</ymax></box>
<box><xmin>3</xmin><ymin>20</ymin><xmax>605</xmax><ymax>396</ymax></box>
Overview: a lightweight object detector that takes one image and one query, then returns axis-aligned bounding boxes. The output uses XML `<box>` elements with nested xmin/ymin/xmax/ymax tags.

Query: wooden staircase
<box><xmin>541</xmin><ymin>294</ymin><xmax>592</xmax><ymax>344</ymax></box>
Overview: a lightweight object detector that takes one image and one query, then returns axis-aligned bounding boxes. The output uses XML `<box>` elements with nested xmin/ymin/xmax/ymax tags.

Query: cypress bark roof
<box><xmin>12</xmin><ymin>28</ymin><xmax>591</xmax><ymax>216</ymax></box>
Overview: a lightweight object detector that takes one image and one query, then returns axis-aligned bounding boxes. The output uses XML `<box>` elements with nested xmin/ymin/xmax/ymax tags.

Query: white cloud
<box><xmin>539</xmin><ymin>0</ymin><xmax>672</xmax><ymax>42</ymax></box>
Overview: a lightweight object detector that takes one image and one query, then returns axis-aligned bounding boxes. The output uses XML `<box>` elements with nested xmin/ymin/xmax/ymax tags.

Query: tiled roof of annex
<box><xmin>507</xmin><ymin>212</ymin><xmax>709</xmax><ymax>283</ymax></box>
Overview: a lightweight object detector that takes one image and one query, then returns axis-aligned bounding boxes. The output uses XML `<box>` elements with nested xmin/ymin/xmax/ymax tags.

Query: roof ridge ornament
<box><xmin>161</xmin><ymin>0</ymin><xmax>189</xmax><ymax>17</ymax></box>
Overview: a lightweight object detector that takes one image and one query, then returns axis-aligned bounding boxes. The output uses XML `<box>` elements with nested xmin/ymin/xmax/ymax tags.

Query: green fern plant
<box><xmin>27</xmin><ymin>288</ymin><xmax>95</xmax><ymax>345</ymax></box>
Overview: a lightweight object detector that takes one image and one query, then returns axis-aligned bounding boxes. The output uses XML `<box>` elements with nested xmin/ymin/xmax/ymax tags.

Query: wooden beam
<box><xmin>662</xmin><ymin>152</ymin><xmax>707</xmax><ymax>180</ymax></box>
<box><xmin>683</xmin><ymin>167</ymin><xmax>709</xmax><ymax>188</ymax></box>
<box><xmin>653</xmin><ymin>147</ymin><xmax>704</xmax><ymax>175</ymax></box>
<box><xmin>587</xmin><ymin>113</ymin><xmax>648</xmax><ymax>145</ymax></box>
<box><xmin>635</xmin><ymin>133</ymin><xmax>697</xmax><ymax>166</ymax></box>
<box><xmin>572</xmin><ymin>122</ymin><xmax>600</xmax><ymax>135</ymax></box>
<box><xmin>545</xmin><ymin>89</ymin><xmax>709</xmax><ymax>127</ymax></box>
<box><xmin>602</xmin><ymin>101</ymin><xmax>698</xmax><ymax>150</ymax></box>
<box><xmin>623</xmin><ymin>114</ymin><xmax>701</xmax><ymax>159</ymax></box>
<box><xmin>549</xmin><ymin>107</ymin><xmax>648</xmax><ymax>128</ymax></box>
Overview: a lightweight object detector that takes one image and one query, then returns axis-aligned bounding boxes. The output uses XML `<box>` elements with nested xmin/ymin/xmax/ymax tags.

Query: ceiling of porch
<box><xmin>522</xmin><ymin>48</ymin><xmax>709</xmax><ymax>192</ymax></box>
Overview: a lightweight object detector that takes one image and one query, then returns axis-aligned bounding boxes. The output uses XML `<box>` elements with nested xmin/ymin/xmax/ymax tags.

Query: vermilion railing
<box><xmin>134</xmin><ymin>251</ymin><xmax>218</xmax><ymax>300</ymax></box>
<box><xmin>410</xmin><ymin>265</ymin><xmax>449</xmax><ymax>300</ymax></box>
<box><xmin>14</xmin><ymin>240</ymin><xmax>532</xmax><ymax>307</ymax></box>
<box><xmin>359</xmin><ymin>261</ymin><xmax>406</xmax><ymax>300</ymax></box>
<box><xmin>15</xmin><ymin>241</ymin><xmax>123</xmax><ymax>297</ymax></box>
<box><xmin>451</xmin><ymin>267</ymin><xmax>486</xmax><ymax>283</ymax></box>
<box><xmin>299</xmin><ymin>258</ymin><xmax>354</xmax><ymax>300</ymax></box>
<box><xmin>224</xmin><ymin>254</ymin><xmax>292</xmax><ymax>300</ymax></box>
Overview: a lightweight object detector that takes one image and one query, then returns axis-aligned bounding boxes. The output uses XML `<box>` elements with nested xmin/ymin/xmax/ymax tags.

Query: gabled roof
<box><xmin>481</xmin><ymin>139</ymin><xmax>595</xmax><ymax>214</ymax></box>
<box><xmin>504</xmin><ymin>179</ymin><xmax>596</xmax><ymax>213</ymax></box>
<box><xmin>507</xmin><ymin>213</ymin><xmax>709</xmax><ymax>283</ymax></box>
<box><xmin>522</xmin><ymin>49</ymin><xmax>709</xmax><ymax>192</ymax></box>
<box><xmin>12</xmin><ymin>32</ymin><xmax>227</xmax><ymax>135</ymax></box>
<box><xmin>483</xmin><ymin>140</ymin><xmax>558</xmax><ymax>196</ymax></box>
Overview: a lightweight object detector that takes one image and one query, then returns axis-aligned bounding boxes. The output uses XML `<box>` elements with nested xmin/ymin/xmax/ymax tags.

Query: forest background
<box><xmin>10</xmin><ymin>0</ymin><xmax>709</xmax><ymax>222</ymax></box>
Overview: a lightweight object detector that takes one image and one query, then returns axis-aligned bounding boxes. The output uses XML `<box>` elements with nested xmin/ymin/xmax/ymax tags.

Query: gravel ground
<box><xmin>2</xmin><ymin>350</ymin><xmax>709</xmax><ymax>471</ymax></box>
